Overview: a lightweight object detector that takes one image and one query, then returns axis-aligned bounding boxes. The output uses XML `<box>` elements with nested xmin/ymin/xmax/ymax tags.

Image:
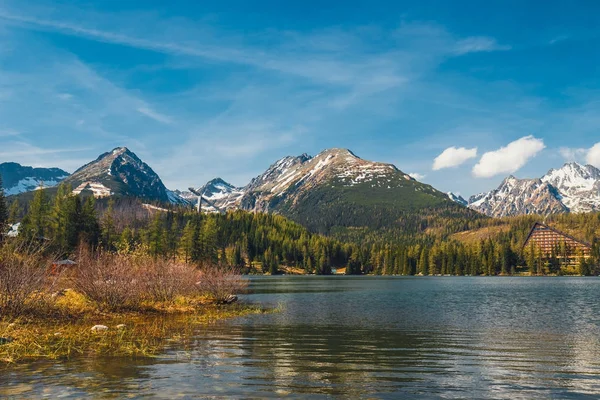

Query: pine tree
<box><xmin>7</xmin><ymin>198</ymin><xmax>20</xmax><ymax>225</ymax></box>
<box><xmin>201</xmin><ymin>217</ymin><xmax>219</xmax><ymax>264</ymax></box>
<box><xmin>179</xmin><ymin>220</ymin><xmax>195</xmax><ymax>262</ymax></box>
<box><xmin>80</xmin><ymin>196</ymin><xmax>100</xmax><ymax>247</ymax></box>
<box><xmin>102</xmin><ymin>198</ymin><xmax>116</xmax><ymax>250</ymax></box>
<box><xmin>0</xmin><ymin>174</ymin><xmax>7</xmax><ymax>235</ymax></box>
<box><xmin>22</xmin><ymin>186</ymin><xmax>50</xmax><ymax>241</ymax></box>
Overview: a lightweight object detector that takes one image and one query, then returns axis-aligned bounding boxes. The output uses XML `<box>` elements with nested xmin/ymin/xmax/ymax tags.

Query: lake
<box><xmin>2</xmin><ymin>276</ymin><xmax>600</xmax><ymax>398</ymax></box>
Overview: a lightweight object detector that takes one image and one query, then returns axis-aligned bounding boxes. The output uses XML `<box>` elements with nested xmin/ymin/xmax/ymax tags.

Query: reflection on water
<box><xmin>3</xmin><ymin>277</ymin><xmax>600</xmax><ymax>398</ymax></box>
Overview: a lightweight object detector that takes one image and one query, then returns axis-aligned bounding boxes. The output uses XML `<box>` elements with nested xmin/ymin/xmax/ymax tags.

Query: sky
<box><xmin>0</xmin><ymin>0</ymin><xmax>600</xmax><ymax>197</ymax></box>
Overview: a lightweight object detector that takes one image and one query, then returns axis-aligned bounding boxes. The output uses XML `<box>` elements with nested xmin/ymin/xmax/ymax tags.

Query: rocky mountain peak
<box><xmin>65</xmin><ymin>147</ymin><xmax>176</xmax><ymax>203</ymax></box>
<box><xmin>467</xmin><ymin>161</ymin><xmax>600</xmax><ymax>217</ymax></box>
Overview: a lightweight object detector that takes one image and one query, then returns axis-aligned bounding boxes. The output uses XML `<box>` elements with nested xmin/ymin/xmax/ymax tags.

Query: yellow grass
<box><xmin>0</xmin><ymin>290</ymin><xmax>270</xmax><ymax>364</ymax></box>
<box><xmin>450</xmin><ymin>224</ymin><xmax>511</xmax><ymax>244</ymax></box>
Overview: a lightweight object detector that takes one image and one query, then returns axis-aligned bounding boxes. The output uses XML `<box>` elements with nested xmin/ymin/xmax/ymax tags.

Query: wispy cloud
<box><xmin>137</xmin><ymin>107</ymin><xmax>172</xmax><ymax>124</ymax></box>
<box><xmin>408</xmin><ymin>172</ymin><xmax>426</xmax><ymax>180</ymax></box>
<box><xmin>559</xmin><ymin>147</ymin><xmax>587</xmax><ymax>162</ymax></box>
<box><xmin>0</xmin><ymin>128</ymin><xmax>20</xmax><ymax>137</ymax></box>
<box><xmin>452</xmin><ymin>37</ymin><xmax>511</xmax><ymax>55</ymax></box>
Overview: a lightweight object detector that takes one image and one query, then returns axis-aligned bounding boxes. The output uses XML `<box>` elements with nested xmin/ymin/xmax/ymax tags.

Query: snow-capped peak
<box><xmin>540</xmin><ymin>162</ymin><xmax>600</xmax><ymax>213</ymax></box>
<box><xmin>447</xmin><ymin>192</ymin><xmax>467</xmax><ymax>206</ymax></box>
<box><xmin>467</xmin><ymin>161</ymin><xmax>600</xmax><ymax>217</ymax></box>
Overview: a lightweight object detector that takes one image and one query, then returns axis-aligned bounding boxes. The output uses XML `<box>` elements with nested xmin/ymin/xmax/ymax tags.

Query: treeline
<box><xmin>2</xmin><ymin>183</ymin><xmax>351</xmax><ymax>275</ymax></box>
<box><xmin>2</xmin><ymin>179</ymin><xmax>600</xmax><ymax>276</ymax></box>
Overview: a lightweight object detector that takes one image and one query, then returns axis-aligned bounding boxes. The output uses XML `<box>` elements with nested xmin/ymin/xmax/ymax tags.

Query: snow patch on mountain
<box><xmin>467</xmin><ymin>162</ymin><xmax>600</xmax><ymax>217</ymax></box>
<box><xmin>447</xmin><ymin>192</ymin><xmax>467</xmax><ymax>206</ymax></box>
<box><xmin>4</xmin><ymin>176</ymin><xmax>68</xmax><ymax>196</ymax></box>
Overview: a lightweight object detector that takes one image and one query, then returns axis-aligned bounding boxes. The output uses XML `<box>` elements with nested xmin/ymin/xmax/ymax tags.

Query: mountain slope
<box><xmin>195</xmin><ymin>148</ymin><xmax>479</xmax><ymax>235</ymax></box>
<box><xmin>468</xmin><ymin>162</ymin><xmax>600</xmax><ymax>217</ymax></box>
<box><xmin>541</xmin><ymin>163</ymin><xmax>600</xmax><ymax>213</ymax></box>
<box><xmin>0</xmin><ymin>162</ymin><xmax>69</xmax><ymax>195</ymax></box>
<box><xmin>447</xmin><ymin>192</ymin><xmax>467</xmax><ymax>206</ymax></box>
<box><xmin>468</xmin><ymin>176</ymin><xmax>567</xmax><ymax>217</ymax></box>
<box><xmin>63</xmin><ymin>147</ymin><xmax>185</xmax><ymax>204</ymax></box>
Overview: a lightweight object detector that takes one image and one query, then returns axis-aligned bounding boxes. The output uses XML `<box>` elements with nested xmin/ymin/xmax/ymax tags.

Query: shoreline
<box><xmin>0</xmin><ymin>293</ymin><xmax>270</xmax><ymax>364</ymax></box>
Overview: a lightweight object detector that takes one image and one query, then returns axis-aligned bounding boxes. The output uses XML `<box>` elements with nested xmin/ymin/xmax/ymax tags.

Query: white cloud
<box><xmin>559</xmin><ymin>147</ymin><xmax>587</xmax><ymax>162</ymax></box>
<box><xmin>472</xmin><ymin>135</ymin><xmax>545</xmax><ymax>178</ymax></box>
<box><xmin>586</xmin><ymin>143</ymin><xmax>600</xmax><ymax>167</ymax></box>
<box><xmin>408</xmin><ymin>172</ymin><xmax>426</xmax><ymax>180</ymax></box>
<box><xmin>432</xmin><ymin>146</ymin><xmax>477</xmax><ymax>170</ymax></box>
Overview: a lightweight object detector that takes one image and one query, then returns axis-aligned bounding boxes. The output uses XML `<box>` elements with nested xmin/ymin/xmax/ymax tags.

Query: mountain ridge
<box><xmin>0</xmin><ymin>162</ymin><xmax>70</xmax><ymax>195</ymax></box>
<box><xmin>465</xmin><ymin>162</ymin><xmax>600</xmax><ymax>217</ymax></box>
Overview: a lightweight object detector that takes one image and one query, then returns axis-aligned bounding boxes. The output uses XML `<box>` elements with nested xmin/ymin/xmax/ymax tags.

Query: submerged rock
<box><xmin>91</xmin><ymin>325</ymin><xmax>109</xmax><ymax>332</ymax></box>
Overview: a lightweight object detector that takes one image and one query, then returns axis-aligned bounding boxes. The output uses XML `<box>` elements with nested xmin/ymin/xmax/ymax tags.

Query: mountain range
<box><xmin>1</xmin><ymin>147</ymin><xmax>471</xmax><ymax>235</ymax></box>
<box><xmin>182</xmin><ymin>148</ymin><xmax>468</xmax><ymax>233</ymax></box>
<box><xmin>451</xmin><ymin>162</ymin><xmax>600</xmax><ymax>217</ymax></box>
<box><xmin>4</xmin><ymin>147</ymin><xmax>600</xmax><ymax>223</ymax></box>
<box><xmin>0</xmin><ymin>162</ymin><xmax>69</xmax><ymax>196</ymax></box>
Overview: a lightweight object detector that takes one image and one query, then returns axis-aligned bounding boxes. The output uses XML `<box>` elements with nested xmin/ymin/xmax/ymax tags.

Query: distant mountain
<box><xmin>193</xmin><ymin>148</ymin><xmax>475</xmax><ymax>234</ymax></box>
<box><xmin>63</xmin><ymin>147</ymin><xmax>186</xmax><ymax>204</ymax></box>
<box><xmin>447</xmin><ymin>192</ymin><xmax>467</xmax><ymax>207</ymax></box>
<box><xmin>0</xmin><ymin>162</ymin><xmax>69</xmax><ymax>195</ymax></box>
<box><xmin>541</xmin><ymin>162</ymin><xmax>600</xmax><ymax>213</ymax></box>
<box><xmin>468</xmin><ymin>162</ymin><xmax>600</xmax><ymax>217</ymax></box>
<box><xmin>178</xmin><ymin>178</ymin><xmax>244</xmax><ymax>212</ymax></box>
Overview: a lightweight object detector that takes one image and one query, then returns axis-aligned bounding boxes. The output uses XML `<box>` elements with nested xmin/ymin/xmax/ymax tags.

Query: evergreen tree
<box><xmin>179</xmin><ymin>220</ymin><xmax>195</xmax><ymax>262</ymax></box>
<box><xmin>102</xmin><ymin>198</ymin><xmax>116</xmax><ymax>250</ymax></box>
<box><xmin>21</xmin><ymin>186</ymin><xmax>50</xmax><ymax>241</ymax></box>
<box><xmin>0</xmin><ymin>174</ymin><xmax>7</xmax><ymax>234</ymax></box>
<box><xmin>201</xmin><ymin>217</ymin><xmax>219</xmax><ymax>264</ymax></box>
<box><xmin>7</xmin><ymin>198</ymin><xmax>21</xmax><ymax>225</ymax></box>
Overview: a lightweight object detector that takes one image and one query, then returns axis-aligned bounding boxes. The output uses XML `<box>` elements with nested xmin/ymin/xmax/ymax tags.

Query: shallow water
<box><xmin>3</xmin><ymin>276</ymin><xmax>600</xmax><ymax>398</ymax></box>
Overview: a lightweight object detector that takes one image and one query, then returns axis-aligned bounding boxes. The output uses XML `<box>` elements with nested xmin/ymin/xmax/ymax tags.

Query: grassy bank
<box><xmin>0</xmin><ymin>300</ymin><xmax>268</xmax><ymax>364</ymax></box>
<box><xmin>0</xmin><ymin>244</ymin><xmax>266</xmax><ymax>364</ymax></box>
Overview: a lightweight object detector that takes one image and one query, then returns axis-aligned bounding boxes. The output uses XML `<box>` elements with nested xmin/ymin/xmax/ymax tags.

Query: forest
<box><xmin>2</xmin><ymin>178</ymin><xmax>600</xmax><ymax>276</ymax></box>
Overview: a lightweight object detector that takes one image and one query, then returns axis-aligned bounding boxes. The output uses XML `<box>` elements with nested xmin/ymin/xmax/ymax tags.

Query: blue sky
<box><xmin>1</xmin><ymin>0</ymin><xmax>599</xmax><ymax>197</ymax></box>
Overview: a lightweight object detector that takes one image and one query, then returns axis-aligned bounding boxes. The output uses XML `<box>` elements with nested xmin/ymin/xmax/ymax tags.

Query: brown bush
<box><xmin>74</xmin><ymin>248</ymin><xmax>248</xmax><ymax>311</ymax></box>
<box><xmin>73</xmin><ymin>248</ymin><xmax>145</xmax><ymax>311</ymax></box>
<box><xmin>142</xmin><ymin>258</ymin><xmax>201</xmax><ymax>302</ymax></box>
<box><xmin>0</xmin><ymin>243</ymin><xmax>52</xmax><ymax>316</ymax></box>
<box><xmin>196</xmin><ymin>264</ymin><xmax>248</xmax><ymax>303</ymax></box>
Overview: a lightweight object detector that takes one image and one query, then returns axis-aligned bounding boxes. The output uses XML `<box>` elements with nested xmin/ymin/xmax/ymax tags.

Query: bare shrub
<box><xmin>0</xmin><ymin>243</ymin><xmax>51</xmax><ymax>316</ymax></box>
<box><xmin>73</xmin><ymin>248</ymin><xmax>145</xmax><ymax>311</ymax></box>
<box><xmin>196</xmin><ymin>264</ymin><xmax>248</xmax><ymax>303</ymax></box>
<box><xmin>142</xmin><ymin>258</ymin><xmax>200</xmax><ymax>302</ymax></box>
<box><xmin>74</xmin><ymin>248</ymin><xmax>248</xmax><ymax>311</ymax></box>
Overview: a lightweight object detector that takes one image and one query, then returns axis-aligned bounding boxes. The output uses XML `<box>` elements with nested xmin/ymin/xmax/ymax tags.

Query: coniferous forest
<box><xmin>3</xmin><ymin>180</ymin><xmax>600</xmax><ymax>276</ymax></box>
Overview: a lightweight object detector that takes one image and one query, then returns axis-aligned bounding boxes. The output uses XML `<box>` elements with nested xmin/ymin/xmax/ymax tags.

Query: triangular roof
<box><xmin>523</xmin><ymin>222</ymin><xmax>592</xmax><ymax>249</ymax></box>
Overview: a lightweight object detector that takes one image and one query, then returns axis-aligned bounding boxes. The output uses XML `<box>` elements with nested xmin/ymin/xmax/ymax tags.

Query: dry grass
<box><xmin>0</xmin><ymin>303</ymin><xmax>268</xmax><ymax>363</ymax></box>
<box><xmin>196</xmin><ymin>264</ymin><xmax>248</xmax><ymax>303</ymax></box>
<box><xmin>73</xmin><ymin>249</ymin><xmax>248</xmax><ymax>311</ymax></box>
<box><xmin>0</xmin><ymin>243</ymin><xmax>56</xmax><ymax>317</ymax></box>
<box><xmin>450</xmin><ymin>224</ymin><xmax>512</xmax><ymax>244</ymax></box>
<box><xmin>0</xmin><ymin>246</ymin><xmax>266</xmax><ymax>364</ymax></box>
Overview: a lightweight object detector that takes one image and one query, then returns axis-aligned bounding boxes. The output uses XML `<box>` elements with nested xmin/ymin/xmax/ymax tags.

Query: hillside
<box><xmin>193</xmin><ymin>148</ymin><xmax>482</xmax><ymax>237</ymax></box>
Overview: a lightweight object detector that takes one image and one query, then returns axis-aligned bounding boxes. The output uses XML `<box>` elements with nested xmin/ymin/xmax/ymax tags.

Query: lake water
<box><xmin>3</xmin><ymin>276</ymin><xmax>600</xmax><ymax>398</ymax></box>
